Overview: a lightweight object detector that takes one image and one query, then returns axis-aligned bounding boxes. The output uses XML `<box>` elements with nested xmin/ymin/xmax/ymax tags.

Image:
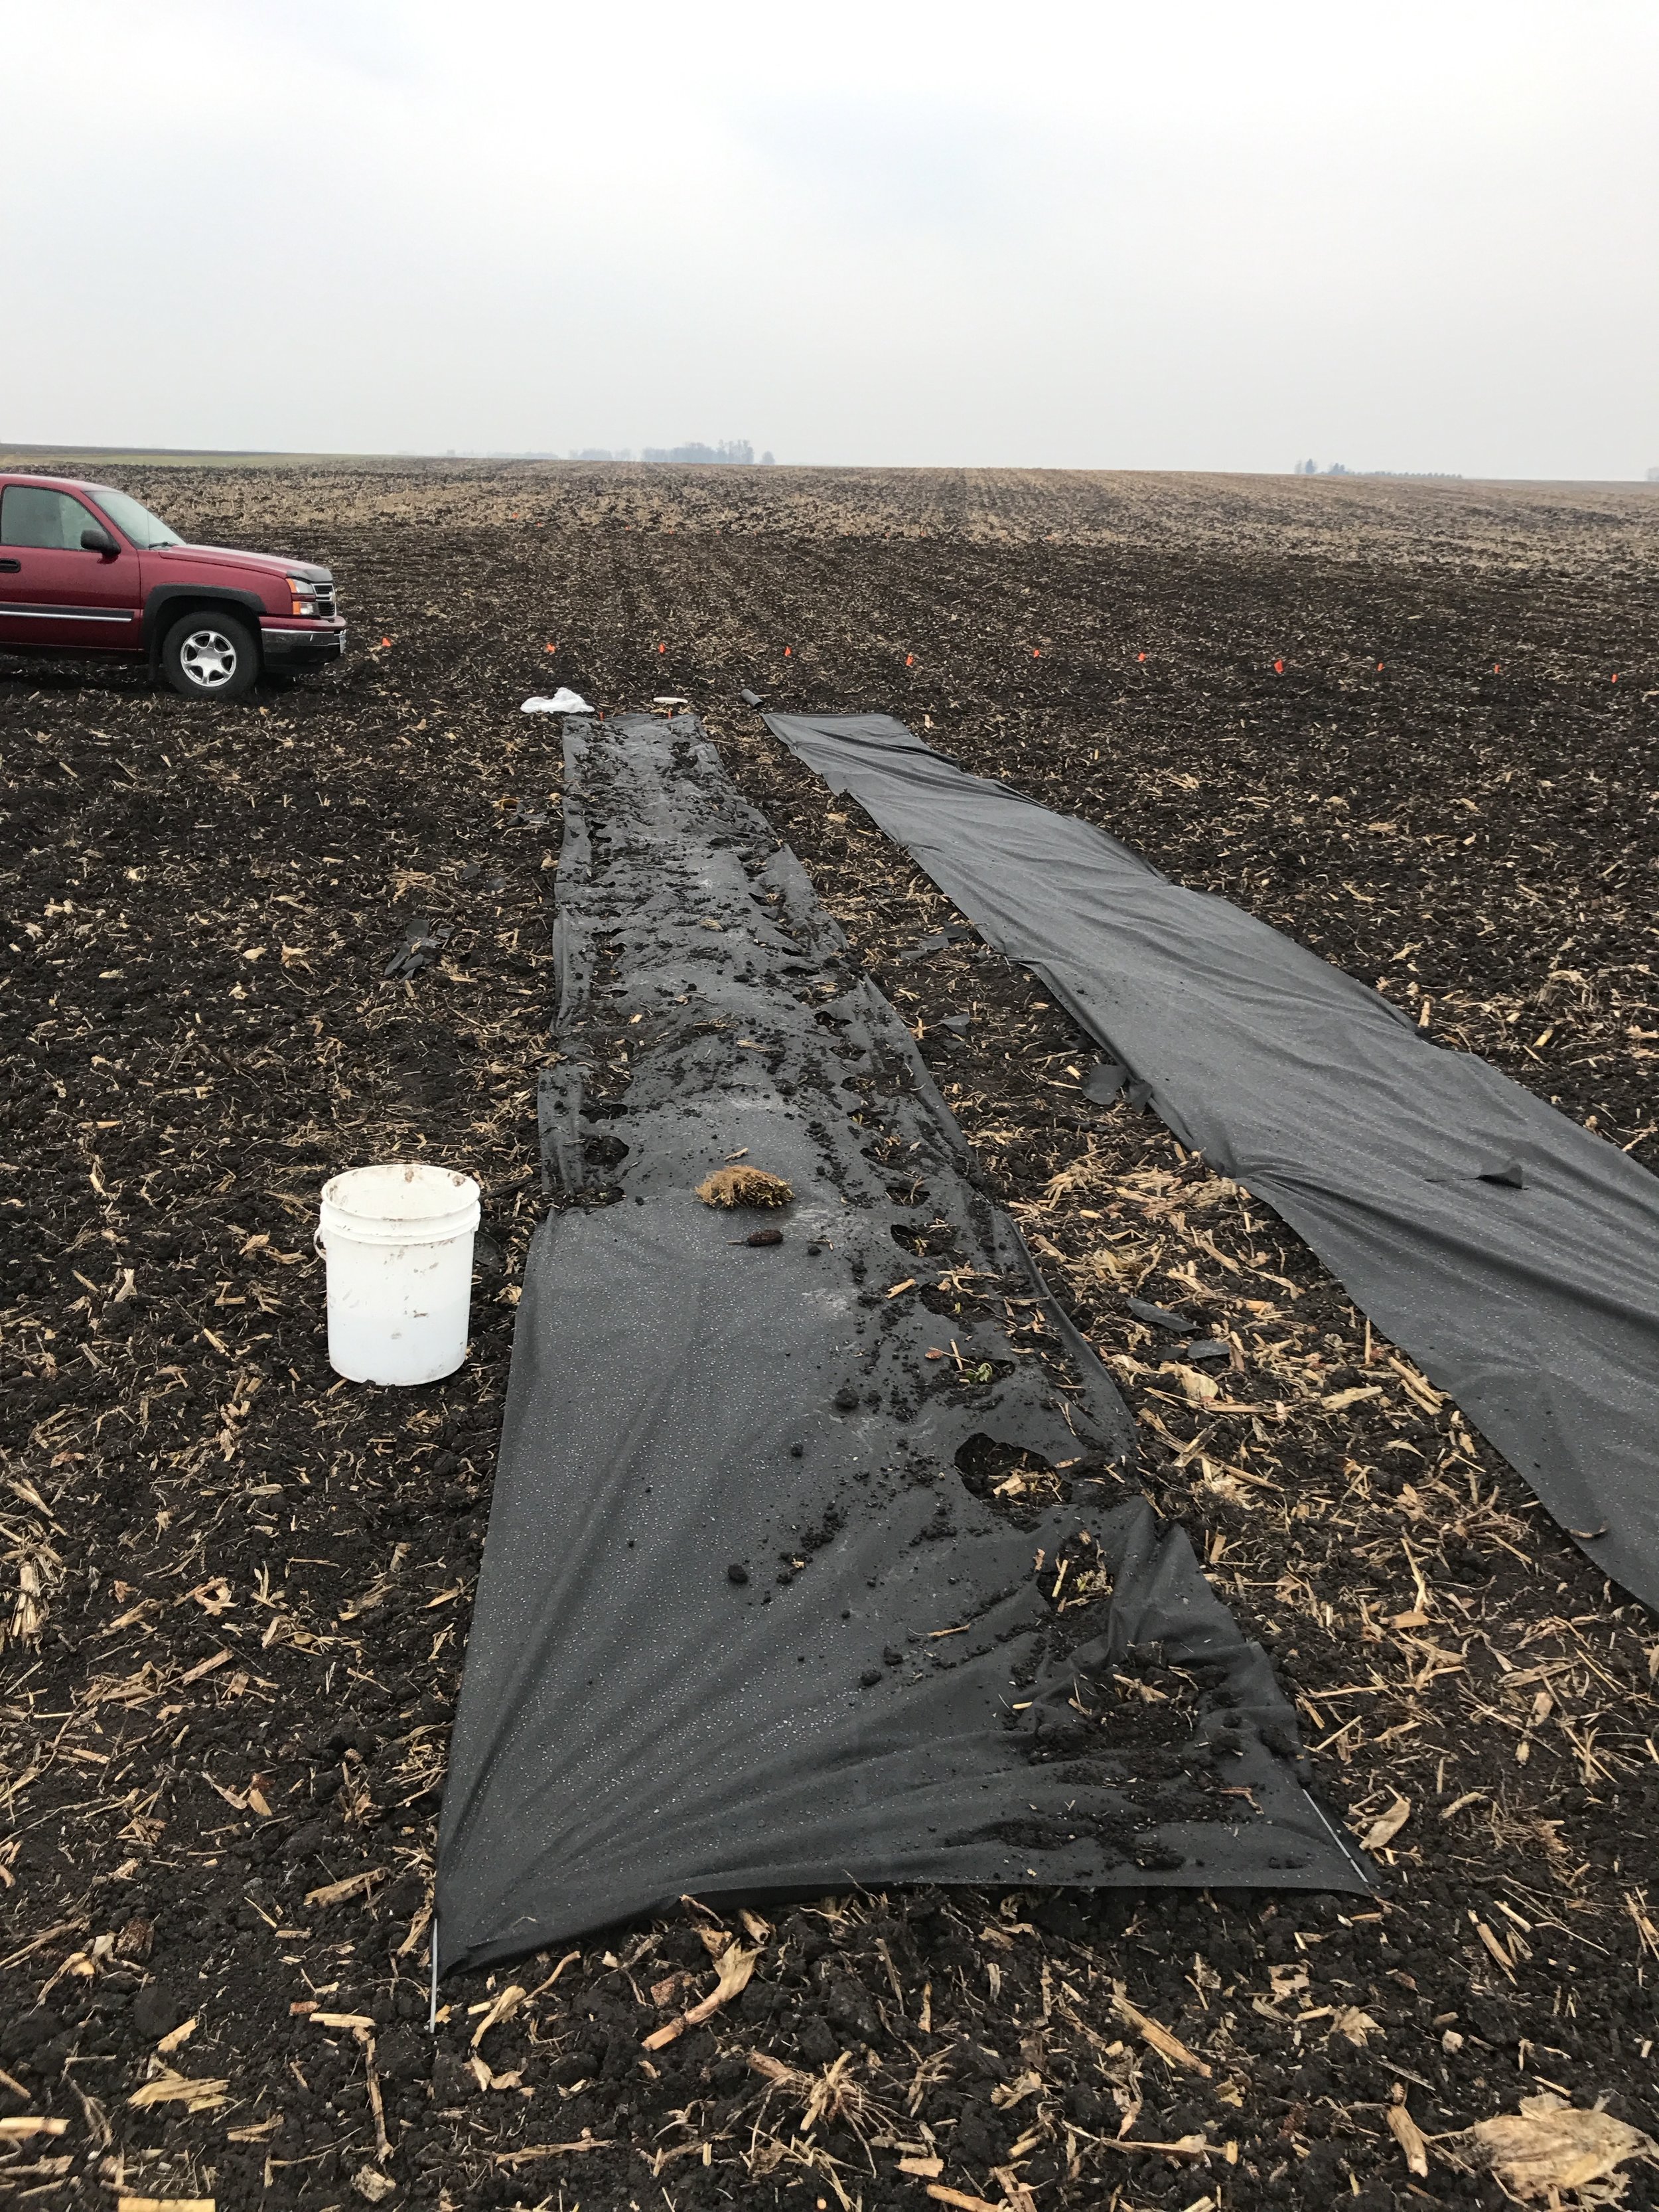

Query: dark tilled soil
<box><xmin>1</xmin><ymin>460</ymin><xmax>1656</xmax><ymax>2212</ymax></box>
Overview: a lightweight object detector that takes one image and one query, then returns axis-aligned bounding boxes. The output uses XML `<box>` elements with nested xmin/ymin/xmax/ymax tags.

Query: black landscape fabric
<box><xmin>764</xmin><ymin>711</ymin><xmax>1659</xmax><ymax>1615</ymax></box>
<box><xmin>436</xmin><ymin>714</ymin><xmax>1366</xmax><ymax>1974</ymax></box>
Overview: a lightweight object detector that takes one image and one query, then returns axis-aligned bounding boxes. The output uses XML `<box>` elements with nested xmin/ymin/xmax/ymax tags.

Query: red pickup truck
<box><xmin>0</xmin><ymin>473</ymin><xmax>346</xmax><ymax>700</ymax></box>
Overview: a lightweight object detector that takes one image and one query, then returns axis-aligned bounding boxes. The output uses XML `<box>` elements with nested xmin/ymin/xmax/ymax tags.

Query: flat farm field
<box><xmin>2</xmin><ymin>459</ymin><xmax>1657</xmax><ymax>2212</ymax></box>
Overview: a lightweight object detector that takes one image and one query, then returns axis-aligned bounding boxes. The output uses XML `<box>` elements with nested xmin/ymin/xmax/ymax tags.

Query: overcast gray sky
<box><xmin>7</xmin><ymin>0</ymin><xmax>1656</xmax><ymax>478</ymax></box>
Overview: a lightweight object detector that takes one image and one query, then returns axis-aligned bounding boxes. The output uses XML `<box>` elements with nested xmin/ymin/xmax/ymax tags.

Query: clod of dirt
<box><xmin>5</xmin><ymin>2011</ymin><xmax>62</xmax><ymax>2057</ymax></box>
<box><xmin>726</xmin><ymin>1563</ymin><xmax>750</xmax><ymax>1584</ymax></box>
<box><xmin>132</xmin><ymin>1984</ymin><xmax>184</xmax><ymax>2041</ymax></box>
<box><xmin>695</xmin><ymin>1165</ymin><xmax>794</xmax><ymax>1208</ymax></box>
<box><xmin>740</xmin><ymin>1227</ymin><xmax>784</xmax><ymax>1246</ymax></box>
<box><xmin>375</xmin><ymin>2024</ymin><xmax>427</xmax><ymax>2081</ymax></box>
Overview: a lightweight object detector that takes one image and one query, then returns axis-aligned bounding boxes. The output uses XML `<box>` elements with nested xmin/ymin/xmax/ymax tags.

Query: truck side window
<box><xmin>0</xmin><ymin>487</ymin><xmax>98</xmax><ymax>550</ymax></box>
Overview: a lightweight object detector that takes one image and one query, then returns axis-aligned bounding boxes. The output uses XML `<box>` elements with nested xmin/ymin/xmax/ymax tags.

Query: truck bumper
<box><xmin>259</xmin><ymin>621</ymin><xmax>346</xmax><ymax>670</ymax></box>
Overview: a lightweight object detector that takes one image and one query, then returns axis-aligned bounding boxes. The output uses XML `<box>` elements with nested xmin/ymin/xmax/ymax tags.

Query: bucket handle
<box><xmin>313</xmin><ymin>1228</ymin><xmax>326</xmax><ymax>1260</ymax></box>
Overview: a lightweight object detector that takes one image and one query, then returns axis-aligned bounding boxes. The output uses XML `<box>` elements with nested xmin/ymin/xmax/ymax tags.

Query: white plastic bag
<box><xmin>521</xmin><ymin>688</ymin><xmax>593</xmax><ymax>715</ymax></box>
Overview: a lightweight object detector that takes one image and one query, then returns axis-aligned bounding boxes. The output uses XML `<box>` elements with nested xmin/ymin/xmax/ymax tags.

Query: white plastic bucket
<box><xmin>316</xmin><ymin>1163</ymin><xmax>482</xmax><ymax>1386</ymax></box>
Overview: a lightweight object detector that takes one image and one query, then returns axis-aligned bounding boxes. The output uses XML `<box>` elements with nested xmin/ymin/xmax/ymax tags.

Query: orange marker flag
<box><xmin>380</xmin><ymin>636</ymin><xmax>392</xmax><ymax>648</ymax></box>
<box><xmin>1137</xmin><ymin>652</ymin><xmax>1146</xmax><ymax>663</ymax></box>
<box><xmin>658</xmin><ymin>643</ymin><xmax>667</xmax><ymax>654</ymax></box>
<box><xmin>784</xmin><ymin>646</ymin><xmax>792</xmax><ymax>658</ymax></box>
<box><xmin>1273</xmin><ymin>658</ymin><xmax>1285</xmax><ymax>674</ymax></box>
<box><xmin>545</xmin><ymin>642</ymin><xmax>557</xmax><ymax>653</ymax></box>
<box><xmin>905</xmin><ymin>654</ymin><xmax>914</xmax><ymax>666</ymax></box>
<box><xmin>1376</xmin><ymin>661</ymin><xmax>1384</xmax><ymax>671</ymax></box>
<box><xmin>1033</xmin><ymin>648</ymin><xmax>1041</xmax><ymax>658</ymax></box>
<box><xmin>1493</xmin><ymin>663</ymin><xmax>1500</xmax><ymax>674</ymax></box>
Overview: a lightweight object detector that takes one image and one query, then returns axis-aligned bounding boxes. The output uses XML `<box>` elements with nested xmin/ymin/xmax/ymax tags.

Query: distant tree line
<box><xmin>1293</xmin><ymin>459</ymin><xmax>1463</xmax><ymax>479</ymax></box>
<box><xmin>640</xmin><ymin>441</ymin><xmax>774</xmax><ymax>465</ymax></box>
<box><xmin>563</xmin><ymin>441</ymin><xmax>776</xmax><ymax>465</ymax></box>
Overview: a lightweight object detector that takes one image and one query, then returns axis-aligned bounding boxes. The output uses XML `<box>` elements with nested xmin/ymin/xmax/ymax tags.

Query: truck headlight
<box><xmin>286</xmin><ymin>576</ymin><xmax>318</xmax><ymax>617</ymax></box>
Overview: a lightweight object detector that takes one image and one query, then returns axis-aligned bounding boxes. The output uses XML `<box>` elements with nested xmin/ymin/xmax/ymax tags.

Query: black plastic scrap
<box><xmin>1084</xmin><ymin>1058</ymin><xmax>1130</xmax><ymax>1102</ymax></box>
<box><xmin>1127</xmin><ymin>1296</ymin><xmax>1197</xmax><ymax>1335</ymax></box>
<box><xmin>901</xmin><ymin>922</ymin><xmax>979</xmax><ymax>964</ymax></box>
<box><xmin>500</xmin><ymin>799</ymin><xmax>549</xmax><ymax>831</ymax></box>
<box><xmin>1084</xmin><ymin>1057</ymin><xmax>1153</xmax><ymax>1110</ymax></box>
<box><xmin>382</xmin><ymin>919</ymin><xmax>453</xmax><ymax>979</ymax></box>
<box><xmin>763</xmin><ymin>711</ymin><xmax>1659</xmax><ymax>1613</ymax></box>
<box><xmin>435</xmin><ymin>713</ymin><xmax>1367</xmax><ymax>1974</ymax></box>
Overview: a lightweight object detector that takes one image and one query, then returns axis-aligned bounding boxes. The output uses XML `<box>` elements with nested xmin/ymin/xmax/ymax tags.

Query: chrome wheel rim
<box><xmin>179</xmin><ymin>628</ymin><xmax>238</xmax><ymax>689</ymax></box>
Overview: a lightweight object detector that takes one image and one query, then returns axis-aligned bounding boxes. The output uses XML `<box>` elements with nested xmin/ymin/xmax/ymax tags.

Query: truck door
<box><xmin>0</xmin><ymin>484</ymin><xmax>143</xmax><ymax>652</ymax></box>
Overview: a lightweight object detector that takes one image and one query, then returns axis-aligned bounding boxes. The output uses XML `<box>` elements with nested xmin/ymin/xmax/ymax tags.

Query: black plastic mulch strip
<box><xmin>435</xmin><ymin>713</ymin><xmax>1366</xmax><ymax>1974</ymax></box>
<box><xmin>763</xmin><ymin>710</ymin><xmax>1659</xmax><ymax>1615</ymax></box>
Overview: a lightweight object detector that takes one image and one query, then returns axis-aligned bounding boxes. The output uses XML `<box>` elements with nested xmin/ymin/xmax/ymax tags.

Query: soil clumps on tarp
<box><xmin>437</xmin><ymin>712</ymin><xmax>1366</xmax><ymax>1974</ymax></box>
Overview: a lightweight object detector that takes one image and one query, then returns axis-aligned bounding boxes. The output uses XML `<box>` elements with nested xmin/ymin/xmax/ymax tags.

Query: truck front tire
<box><xmin>161</xmin><ymin>611</ymin><xmax>259</xmax><ymax>700</ymax></box>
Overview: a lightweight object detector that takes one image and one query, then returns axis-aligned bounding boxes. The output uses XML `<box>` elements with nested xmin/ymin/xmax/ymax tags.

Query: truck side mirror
<box><xmin>80</xmin><ymin>525</ymin><xmax>118</xmax><ymax>555</ymax></box>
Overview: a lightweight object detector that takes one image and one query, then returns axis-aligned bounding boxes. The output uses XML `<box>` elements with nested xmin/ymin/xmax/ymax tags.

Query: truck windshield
<box><xmin>89</xmin><ymin>488</ymin><xmax>182</xmax><ymax>550</ymax></box>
